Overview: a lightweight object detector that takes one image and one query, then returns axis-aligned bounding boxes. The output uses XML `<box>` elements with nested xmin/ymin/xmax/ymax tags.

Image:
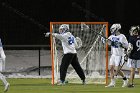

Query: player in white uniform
<box><xmin>0</xmin><ymin>38</ymin><xmax>10</xmax><ymax>92</ymax></box>
<box><xmin>104</xmin><ymin>24</ymin><xmax>128</xmax><ymax>87</ymax></box>
<box><xmin>127</xmin><ymin>25</ymin><xmax>140</xmax><ymax>87</ymax></box>
<box><xmin>45</xmin><ymin>24</ymin><xmax>85</xmax><ymax>85</ymax></box>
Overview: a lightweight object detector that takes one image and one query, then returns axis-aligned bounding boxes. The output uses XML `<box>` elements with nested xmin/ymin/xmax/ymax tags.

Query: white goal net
<box><xmin>50</xmin><ymin>22</ymin><xmax>108</xmax><ymax>84</ymax></box>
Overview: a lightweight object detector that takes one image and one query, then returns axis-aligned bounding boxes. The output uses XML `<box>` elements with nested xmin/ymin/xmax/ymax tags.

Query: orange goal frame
<box><xmin>50</xmin><ymin>22</ymin><xmax>109</xmax><ymax>85</ymax></box>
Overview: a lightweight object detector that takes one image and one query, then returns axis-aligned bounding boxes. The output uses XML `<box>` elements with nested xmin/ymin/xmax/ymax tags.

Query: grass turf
<box><xmin>0</xmin><ymin>78</ymin><xmax>140</xmax><ymax>93</ymax></box>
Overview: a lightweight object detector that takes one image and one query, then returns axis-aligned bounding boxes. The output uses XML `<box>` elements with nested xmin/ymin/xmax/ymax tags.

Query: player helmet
<box><xmin>110</xmin><ymin>24</ymin><xmax>121</xmax><ymax>34</ymax></box>
<box><xmin>59</xmin><ymin>24</ymin><xmax>69</xmax><ymax>34</ymax></box>
<box><xmin>129</xmin><ymin>25</ymin><xmax>140</xmax><ymax>36</ymax></box>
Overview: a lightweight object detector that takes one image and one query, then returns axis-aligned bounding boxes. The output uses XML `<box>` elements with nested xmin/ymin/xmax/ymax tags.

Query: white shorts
<box><xmin>127</xmin><ymin>58</ymin><xmax>140</xmax><ymax>68</ymax></box>
<box><xmin>109</xmin><ymin>55</ymin><xmax>124</xmax><ymax>66</ymax></box>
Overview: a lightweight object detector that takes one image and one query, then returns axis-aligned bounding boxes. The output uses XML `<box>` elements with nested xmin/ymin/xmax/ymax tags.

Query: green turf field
<box><xmin>0</xmin><ymin>78</ymin><xmax>140</xmax><ymax>93</ymax></box>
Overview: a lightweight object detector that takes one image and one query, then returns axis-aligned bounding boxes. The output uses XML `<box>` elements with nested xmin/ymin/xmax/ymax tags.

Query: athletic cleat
<box><xmin>82</xmin><ymin>79</ymin><xmax>86</xmax><ymax>85</ymax></box>
<box><xmin>57</xmin><ymin>80</ymin><xmax>65</xmax><ymax>85</ymax></box>
<box><xmin>4</xmin><ymin>83</ymin><xmax>10</xmax><ymax>92</ymax></box>
<box><xmin>105</xmin><ymin>83</ymin><xmax>115</xmax><ymax>87</ymax></box>
<box><xmin>64</xmin><ymin>80</ymin><xmax>68</xmax><ymax>84</ymax></box>
<box><xmin>122</xmin><ymin>79</ymin><xmax>128</xmax><ymax>87</ymax></box>
<box><xmin>128</xmin><ymin>84</ymin><xmax>134</xmax><ymax>88</ymax></box>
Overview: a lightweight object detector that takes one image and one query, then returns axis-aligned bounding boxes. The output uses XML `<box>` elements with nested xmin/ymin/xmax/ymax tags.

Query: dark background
<box><xmin>0</xmin><ymin>0</ymin><xmax>140</xmax><ymax>45</ymax></box>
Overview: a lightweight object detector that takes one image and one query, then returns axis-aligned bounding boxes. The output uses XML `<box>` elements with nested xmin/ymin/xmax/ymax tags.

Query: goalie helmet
<box><xmin>129</xmin><ymin>25</ymin><xmax>140</xmax><ymax>36</ymax></box>
<box><xmin>59</xmin><ymin>24</ymin><xmax>69</xmax><ymax>34</ymax></box>
<box><xmin>110</xmin><ymin>24</ymin><xmax>121</xmax><ymax>34</ymax></box>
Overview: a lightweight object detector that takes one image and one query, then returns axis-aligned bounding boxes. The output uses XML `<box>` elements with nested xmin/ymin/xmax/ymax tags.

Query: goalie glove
<box><xmin>44</xmin><ymin>32</ymin><xmax>50</xmax><ymax>37</ymax></box>
<box><xmin>75</xmin><ymin>37</ymin><xmax>82</xmax><ymax>49</ymax></box>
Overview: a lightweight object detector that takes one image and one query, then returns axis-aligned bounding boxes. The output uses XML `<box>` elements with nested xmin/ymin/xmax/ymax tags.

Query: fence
<box><xmin>3</xmin><ymin>45</ymin><xmax>52</xmax><ymax>78</ymax></box>
<box><xmin>2</xmin><ymin>45</ymin><xmax>139</xmax><ymax>78</ymax></box>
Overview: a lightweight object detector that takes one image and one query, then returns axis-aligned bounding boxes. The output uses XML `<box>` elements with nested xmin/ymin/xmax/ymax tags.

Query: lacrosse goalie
<box><xmin>127</xmin><ymin>25</ymin><xmax>140</xmax><ymax>88</ymax></box>
<box><xmin>0</xmin><ymin>38</ymin><xmax>10</xmax><ymax>92</ymax></box>
<box><xmin>45</xmin><ymin>24</ymin><xmax>85</xmax><ymax>85</ymax></box>
<box><xmin>102</xmin><ymin>23</ymin><xmax>129</xmax><ymax>87</ymax></box>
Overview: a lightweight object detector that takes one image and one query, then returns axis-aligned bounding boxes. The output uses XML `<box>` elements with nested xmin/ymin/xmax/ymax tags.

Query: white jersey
<box><xmin>0</xmin><ymin>39</ymin><xmax>5</xmax><ymax>59</ymax></box>
<box><xmin>0</xmin><ymin>38</ymin><xmax>6</xmax><ymax>71</ymax></box>
<box><xmin>53</xmin><ymin>32</ymin><xmax>77</xmax><ymax>54</ymax></box>
<box><xmin>0</xmin><ymin>39</ymin><xmax>2</xmax><ymax>47</ymax></box>
<box><xmin>108</xmin><ymin>34</ymin><xmax>128</xmax><ymax>56</ymax></box>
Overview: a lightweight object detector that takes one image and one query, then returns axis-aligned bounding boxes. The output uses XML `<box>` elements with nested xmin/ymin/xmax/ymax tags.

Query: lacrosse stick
<box><xmin>115</xmin><ymin>54</ymin><xmax>128</xmax><ymax>77</ymax></box>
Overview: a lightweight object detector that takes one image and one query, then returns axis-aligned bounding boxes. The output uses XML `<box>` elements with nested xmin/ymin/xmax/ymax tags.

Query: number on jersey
<box><xmin>136</xmin><ymin>40</ymin><xmax>140</xmax><ymax>51</ymax></box>
<box><xmin>68</xmin><ymin>37</ymin><xmax>74</xmax><ymax>45</ymax></box>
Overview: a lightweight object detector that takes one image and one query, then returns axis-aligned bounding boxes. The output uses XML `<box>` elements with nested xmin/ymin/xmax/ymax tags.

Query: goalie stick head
<box><xmin>75</xmin><ymin>37</ymin><xmax>82</xmax><ymax>49</ymax></box>
<box><xmin>129</xmin><ymin>25</ymin><xmax>140</xmax><ymax>36</ymax></box>
<box><xmin>81</xmin><ymin>22</ymin><xmax>89</xmax><ymax>30</ymax></box>
<box><xmin>59</xmin><ymin>24</ymin><xmax>69</xmax><ymax>34</ymax></box>
<box><xmin>110</xmin><ymin>23</ymin><xmax>121</xmax><ymax>35</ymax></box>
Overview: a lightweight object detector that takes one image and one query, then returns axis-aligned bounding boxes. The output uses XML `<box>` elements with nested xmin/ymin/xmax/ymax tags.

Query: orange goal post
<box><xmin>50</xmin><ymin>22</ymin><xmax>109</xmax><ymax>85</ymax></box>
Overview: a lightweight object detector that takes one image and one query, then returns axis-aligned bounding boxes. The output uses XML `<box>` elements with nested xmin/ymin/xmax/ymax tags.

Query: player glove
<box><xmin>101</xmin><ymin>37</ymin><xmax>106</xmax><ymax>43</ymax></box>
<box><xmin>124</xmin><ymin>54</ymin><xmax>128</xmax><ymax>62</ymax></box>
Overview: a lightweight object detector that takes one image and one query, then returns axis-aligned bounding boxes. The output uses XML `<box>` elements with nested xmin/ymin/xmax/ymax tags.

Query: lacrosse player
<box><xmin>127</xmin><ymin>25</ymin><xmax>140</xmax><ymax>88</ymax></box>
<box><xmin>103</xmin><ymin>23</ymin><xmax>128</xmax><ymax>87</ymax></box>
<box><xmin>45</xmin><ymin>24</ymin><xmax>85</xmax><ymax>85</ymax></box>
<box><xmin>0</xmin><ymin>38</ymin><xmax>10</xmax><ymax>92</ymax></box>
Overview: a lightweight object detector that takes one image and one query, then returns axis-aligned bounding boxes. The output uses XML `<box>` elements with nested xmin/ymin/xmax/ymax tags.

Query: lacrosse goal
<box><xmin>50</xmin><ymin>22</ymin><xmax>109</xmax><ymax>85</ymax></box>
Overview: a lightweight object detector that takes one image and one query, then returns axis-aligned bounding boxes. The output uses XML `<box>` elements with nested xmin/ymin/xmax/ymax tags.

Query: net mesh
<box><xmin>51</xmin><ymin>22</ymin><xmax>108</xmax><ymax>84</ymax></box>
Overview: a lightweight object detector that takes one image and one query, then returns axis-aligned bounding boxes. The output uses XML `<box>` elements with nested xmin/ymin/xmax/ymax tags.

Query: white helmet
<box><xmin>59</xmin><ymin>24</ymin><xmax>69</xmax><ymax>34</ymax></box>
<box><xmin>110</xmin><ymin>24</ymin><xmax>121</xmax><ymax>34</ymax></box>
<box><xmin>129</xmin><ymin>25</ymin><xmax>140</xmax><ymax>36</ymax></box>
